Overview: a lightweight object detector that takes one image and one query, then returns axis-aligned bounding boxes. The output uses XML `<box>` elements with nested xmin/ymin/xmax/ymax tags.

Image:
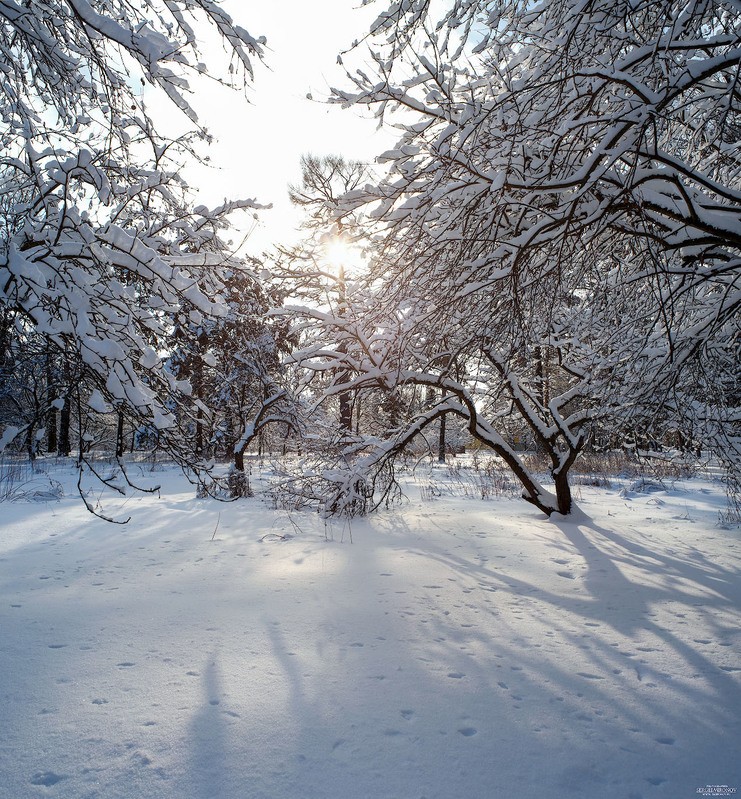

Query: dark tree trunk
<box><xmin>234</xmin><ymin>447</ymin><xmax>245</xmax><ymax>472</ymax></box>
<box><xmin>76</xmin><ymin>389</ymin><xmax>85</xmax><ymax>464</ymax></box>
<box><xmin>25</xmin><ymin>423</ymin><xmax>36</xmax><ymax>461</ymax></box>
<box><xmin>58</xmin><ymin>396</ymin><xmax>71</xmax><ymax>456</ymax></box>
<box><xmin>230</xmin><ymin>447</ymin><xmax>251</xmax><ymax>498</ymax></box>
<box><xmin>116</xmin><ymin>411</ymin><xmax>125</xmax><ymax>458</ymax></box>
<box><xmin>45</xmin><ymin>351</ymin><xmax>57</xmax><ymax>454</ymax></box>
<box><xmin>339</xmin><ymin>390</ymin><xmax>353</xmax><ymax>435</ymax></box>
<box><xmin>534</xmin><ymin>346</ymin><xmax>550</xmax><ymax>408</ymax></box>
<box><xmin>438</xmin><ymin>412</ymin><xmax>447</xmax><ymax>464</ymax></box>
<box><xmin>195</xmin><ymin>406</ymin><xmax>204</xmax><ymax>456</ymax></box>
<box><xmin>46</xmin><ymin>406</ymin><xmax>58</xmax><ymax>454</ymax></box>
<box><xmin>553</xmin><ymin>469</ymin><xmax>573</xmax><ymax>515</ymax></box>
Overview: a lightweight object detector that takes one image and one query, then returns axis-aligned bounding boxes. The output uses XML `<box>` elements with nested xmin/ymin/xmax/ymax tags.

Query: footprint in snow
<box><xmin>447</xmin><ymin>672</ymin><xmax>465</xmax><ymax>679</ymax></box>
<box><xmin>458</xmin><ymin>727</ymin><xmax>478</xmax><ymax>737</ymax></box>
<box><xmin>401</xmin><ymin>710</ymin><xmax>414</xmax><ymax>720</ymax></box>
<box><xmin>30</xmin><ymin>772</ymin><xmax>66</xmax><ymax>787</ymax></box>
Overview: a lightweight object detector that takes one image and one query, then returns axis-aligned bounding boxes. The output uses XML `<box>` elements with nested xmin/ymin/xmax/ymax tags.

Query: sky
<box><xmin>182</xmin><ymin>1</ymin><xmax>399</xmax><ymax>254</ymax></box>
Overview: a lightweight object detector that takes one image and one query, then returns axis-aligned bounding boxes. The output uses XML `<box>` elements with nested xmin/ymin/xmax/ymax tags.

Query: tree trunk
<box><xmin>116</xmin><ymin>411</ymin><xmax>125</xmax><ymax>458</ymax></box>
<box><xmin>76</xmin><ymin>389</ymin><xmax>85</xmax><ymax>465</ymax></box>
<box><xmin>230</xmin><ymin>448</ymin><xmax>251</xmax><ymax>498</ymax></box>
<box><xmin>438</xmin><ymin>412</ymin><xmax>447</xmax><ymax>463</ymax></box>
<box><xmin>45</xmin><ymin>351</ymin><xmax>58</xmax><ymax>454</ymax></box>
<box><xmin>25</xmin><ymin>423</ymin><xmax>36</xmax><ymax>462</ymax></box>
<box><xmin>234</xmin><ymin>447</ymin><xmax>245</xmax><ymax>472</ymax></box>
<box><xmin>195</xmin><ymin>406</ymin><xmax>203</xmax><ymax>456</ymax></box>
<box><xmin>46</xmin><ymin>407</ymin><xmax>58</xmax><ymax>454</ymax></box>
<box><xmin>339</xmin><ymin>391</ymin><xmax>353</xmax><ymax>435</ymax></box>
<box><xmin>58</xmin><ymin>396</ymin><xmax>71</xmax><ymax>456</ymax></box>
<box><xmin>336</xmin><ymin>264</ymin><xmax>354</xmax><ymax>437</ymax></box>
<box><xmin>534</xmin><ymin>346</ymin><xmax>550</xmax><ymax>408</ymax></box>
<box><xmin>553</xmin><ymin>469</ymin><xmax>573</xmax><ymax>515</ymax></box>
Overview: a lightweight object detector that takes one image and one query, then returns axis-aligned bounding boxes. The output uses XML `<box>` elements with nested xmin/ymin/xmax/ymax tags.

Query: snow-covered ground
<box><xmin>1</xmin><ymin>459</ymin><xmax>740</xmax><ymax>799</ymax></box>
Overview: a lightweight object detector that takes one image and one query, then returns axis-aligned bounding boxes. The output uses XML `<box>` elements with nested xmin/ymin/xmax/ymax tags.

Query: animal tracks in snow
<box><xmin>30</xmin><ymin>771</ymin><xmax>67</xmax><ymax>787</ymax></box>
<box><xmin>2</xmin><ymin>468</ymin><xmax>738</xmax><ymax>799</ymax></box>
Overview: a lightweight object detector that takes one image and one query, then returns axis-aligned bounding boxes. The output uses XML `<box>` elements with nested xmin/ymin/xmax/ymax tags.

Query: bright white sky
<box><xmin>183</xmin><ymin>1</ymin><xmax>399</xmax><ymax>255</ymax></box>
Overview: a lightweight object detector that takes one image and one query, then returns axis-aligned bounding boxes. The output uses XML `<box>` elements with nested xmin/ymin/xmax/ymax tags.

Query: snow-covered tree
<box><xmin>291</xmin><ymin>0</ymin><xmax>740</xmax><ymax>516</ymax></box>
<box><xmin>275</xmin><ymin>155</ymin><xmax>375</xmax><ymax>441</ymax></box>
<box><xmin>0</xmin><ymin>1</ymin><xmax>268</xmax><ymax>505</ymax></box>
<box><xmin>168</xmin><ymin>258</ymin><xmax>295</xmax><ymax>478</ymax></box>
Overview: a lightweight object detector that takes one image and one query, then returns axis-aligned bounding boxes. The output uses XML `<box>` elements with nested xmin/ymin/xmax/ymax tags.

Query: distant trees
<box><xmin>0</xmin><ymin>1</ymin><xmax>273</xmax><ymax>501</ymax></box>
<box><xmin>286</xmin><ymin>0</ymin><xmax>740</xmax><ymax>515</ymax></box>
<box><xmin>168</xmin><ymin>258</ymin><xmax>293</xmax><ymax>478</ymax></box>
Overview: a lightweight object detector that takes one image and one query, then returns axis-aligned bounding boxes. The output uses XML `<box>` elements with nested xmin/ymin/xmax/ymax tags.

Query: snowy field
<box><xmin>1</xmin><ymin>459</ymin><xmax>740</xmax><ymax>799</ymax></box>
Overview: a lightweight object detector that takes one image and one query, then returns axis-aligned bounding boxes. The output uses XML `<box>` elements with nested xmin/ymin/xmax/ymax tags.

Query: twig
<box><xmin>77</xmin><ymin>468</ymin><xmax>131</xmax><ymax>524</ymax></box>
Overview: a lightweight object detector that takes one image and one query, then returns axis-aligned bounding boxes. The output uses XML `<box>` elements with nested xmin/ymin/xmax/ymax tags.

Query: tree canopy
<box><xmin>1</xmin><ymin>0</ymin><xmax>738</xmax><ymax>519</ymax></box>
<box><xmin>0</xmin><ymin>2</ymin><xmax>278</xmax><ymax>513</ymax></box>
<box><xmin>283</xmin><ymin>0</ymin><xmax>740</xmax><ymax>515</ymax></box>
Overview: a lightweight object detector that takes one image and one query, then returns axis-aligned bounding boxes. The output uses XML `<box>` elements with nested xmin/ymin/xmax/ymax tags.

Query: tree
<box><xmin>290</xmin><ymin>0</ymin><xmax>740</xmax><ymax>516</ymax></box>
<box><xmin>168</xmin><ymin>257</ymin><xmax>294</xmax><ymax>485</ymax></box>
<box><xmin>277</xmin><ymin>155</ymin><xmax>375</xmax><ymax>440</ymax></box>
<box><xmin>0</xmin><ymin>1</ymin><xmax>268</xmax><ymax>512</ymax></box>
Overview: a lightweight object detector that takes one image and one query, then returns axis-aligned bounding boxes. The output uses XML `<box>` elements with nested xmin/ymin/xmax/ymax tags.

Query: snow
<box><xmin>0</xmin><ymin>461</ymin><xmax>740</xmax><ymax>799</ymax></box>
<box><xmin>87</xmin><ymin>390</ymin><xmax>112</xmax><ymax>414</ymax></box>
<box><xmin>0</xmin><ymin>426</ymin><xmax>20</xmax><ymax>452</ymax></box>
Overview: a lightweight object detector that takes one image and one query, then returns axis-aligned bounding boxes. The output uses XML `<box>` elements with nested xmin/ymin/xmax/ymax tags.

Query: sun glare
<box><xmin>323</xmin><ymin>237</ymin><xmax>365</xmax><ymax>272</ymax></box>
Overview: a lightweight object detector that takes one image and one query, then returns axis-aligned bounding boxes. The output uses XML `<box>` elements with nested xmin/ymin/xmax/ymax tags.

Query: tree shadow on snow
<box><xmin>186</xmin><ymin>655</ymin><xmax>229</xmax><ymax>799</ymax></box>
<box><xmin>380</xmin><ymin>507</ymin><xmax>741</xmax><ymax>747</ymax></box>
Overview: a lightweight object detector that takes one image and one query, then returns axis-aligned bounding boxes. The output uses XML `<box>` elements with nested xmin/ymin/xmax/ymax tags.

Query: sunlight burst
<box><xmin>322</xmin><ymin>236</ymin><xmax>365</xmax><ymax>272</ymax></box>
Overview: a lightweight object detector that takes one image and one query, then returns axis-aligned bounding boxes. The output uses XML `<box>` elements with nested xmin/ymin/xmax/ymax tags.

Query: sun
<box><xmin>321</xmin><ymin>235</ymin><xmax>366</xmax><ymax>273</ymax></box>
<box><xmin>323</xmin><ymin>238</ymin><xmax>353</xmax><ymax>269</ymax></box>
